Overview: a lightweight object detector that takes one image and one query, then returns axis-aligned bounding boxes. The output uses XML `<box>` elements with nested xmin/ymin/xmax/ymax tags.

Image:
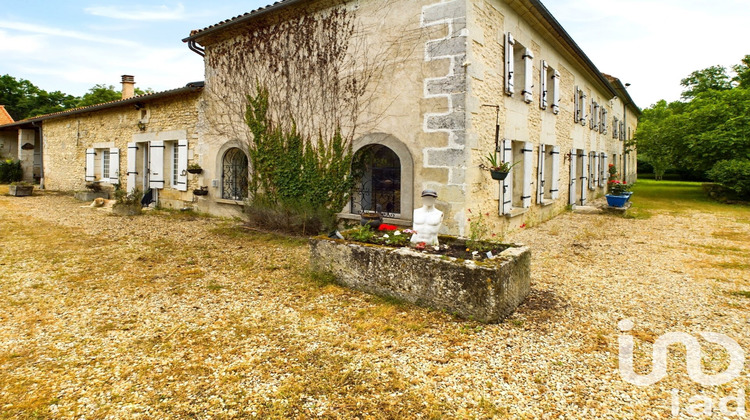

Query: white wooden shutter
<box><xmin>149</xmin><ymin>140</ymin><xmax>165</xmax><ymax>189</ymax></box>
<box><xmin>595</xmin><ymin>152</ymin><xmax>601</xmax><ymax>188</ymax></box>
<box><xmin>537</xmin><ymin>144</ymin><xmax>546</xmax><ymax>203</ymax></box>
<box><xmin>569</xmin><ymin>148</ymin><xmax>577</xmax><ymax>205</ymax></box>
<box><xmin>540</xmin><ymin>60</ymin><xmax>548</xmax><ymax>110</ymax></box>
<box><xmin>601</xmin><ymin>109</ymin><xmax>608</xmax><ymax>134</ymax></box>
<box><xmin>109</xmin><ymin>148</ymin><xmax>119</xmax><ymax>185</ymax></box>
<box><xmin>580</xmin><ymin>91</ymin><xmax>587</xmax><ymax>126</ymax></box>
<box><xmin>502</xmin><ymin>139</ymin><xmax>513</xmax><ymax>214</ymax></box>
<box><xmin>589</xmin><ymin>152</ymin><xmax>596</xmax><ymax>190</ymax></box>
<box><xmin>552</xmin><ymin>70</ymin><xmax>560</xmax><ymax>115</ymax></box>
<box><xmin>127</xmin><ymin>142</ymin><xmax>138</xmax><ymax>192</ymax></box>
<box><xmin>176</xmin><ymin>139</ymin><xmax>188</xmax><ymax>192</ymax></box>
<box><xmin>85</xmin><ymin>148</ymin><xmax>96</xmax><ymax>182</ymax></box>
<box><xmin>591</xmin><ymin>101</ymin><xmax>599</xmax><ymax>131</ymax></box>
<box><xmin>600</xmin><ymin>153</ymin><xmax>608</xmax><ymax>187</ymax></box>
<box><xmin>523</xmin><ymin>48</ymin><xmax>534</xmax><ymax>103</ymax></box>
<box><xmin>522</xmin><ymin>141</ymin><xmax>533</xmax><ymax>208</ymax></box>
<box><xmin>505</xmin><ymin>33</ymin><xmax>515</xmax><ymax>96</ymax></box>
<box><xmin>574</xmin><ymin>87</ymin><xmax>580</xmax><ymax>123</ymax></box>
<box><xmin>580</xmin><ymin>150</ymin><xmax>588</xmax><ymax>204</ymax></box>
<box><xmin>613</xmin><ymin>117</ymin><xmax>619</xmax><ymax>139</ymax></box>
<box><xmin>551</xmin><ymin>146</ymin><xmax>560</xmax><ymax>200</ymax></box>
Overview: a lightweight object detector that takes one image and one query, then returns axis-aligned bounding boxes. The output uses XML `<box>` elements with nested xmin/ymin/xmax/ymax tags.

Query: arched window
<box><xmin>222</xmin><ymin>148</ymin><xmax>248</xmax><ymax>200</ymax></box>
<box><xmin>351</xmin><ymin>144</ymin><xmax>401</xmax><ymax>217</ymax></box>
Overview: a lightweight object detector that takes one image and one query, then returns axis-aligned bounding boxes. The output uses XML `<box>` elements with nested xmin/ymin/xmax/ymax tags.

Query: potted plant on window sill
<box><xmin>483</xmin><ymin>153</ymin><xmax>519</xmax><ymax>180</ymax></box>
<box><xmin>187</xmin><ymin>163</ymin><xmax>203</xmax><ymax>175</ymax></box>
<box><xmin>9</xmin><ymin>181</ymin><xmax>34</xmax><ymax>197</ymax></box>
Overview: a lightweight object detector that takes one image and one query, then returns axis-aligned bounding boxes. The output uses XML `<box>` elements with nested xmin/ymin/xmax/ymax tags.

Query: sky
<box><xmin>2</xmin><ymin>0</ymin><xmax>750</xmax><ymax>109</ymax></box>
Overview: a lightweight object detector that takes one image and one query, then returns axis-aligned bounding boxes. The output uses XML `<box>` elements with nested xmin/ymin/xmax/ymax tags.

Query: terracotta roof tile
<box><xmin>183</xmin><ymin>0</ymin><xmax>299</xmax><ymax>41</ymax></box>
<box><xmin>0</xmin><ymin>105</ymin><xmax>14</xmax><ymax>125</ymax></box>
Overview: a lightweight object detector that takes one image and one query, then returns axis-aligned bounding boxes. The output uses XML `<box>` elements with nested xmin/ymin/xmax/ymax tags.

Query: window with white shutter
<box><xmin>550</xmin><ymin>146</ymin><xmax>560</xmax><ymax>200</ymax></box>
<box><xmin>600</xmin><ymin>153</ymin><xmax>608</xmax><ymax>188</ymax></box>
<box><xmin>501</xmin><ymin>139</ymin><xmax>513</xmax><ymax>215</ymax></box>
<box><xmin>505</xmin><ymin>33</ymin><xmax>515</xmax><ymax>96</ymax></box>
<box><xmin>127</xmin><ymin>142</ymin><xmax>138</xmax><ymax>192</ymax></box>
<box><xmin>85</xmin><ymin>148</ymin><xmax>96</xmax><ymax>182</ymax></box>
<box><xmin>574</xmin><ymin>87</ymin><xmax>580</xmax><ymax>123</ymax></box>
<box><xmin>522</xmin><ymin>49</ymin><xmax>534</xmax><ymax>103</ymax></box>
<box><xmin>579</xmin><ymin>89</ymin><xmax>587</xmax><ymax>126</ymax></box>
<box><xmin>540</xmin><ymin>61</ymin><xmax>548</xmax><ymax>110</ymax></box>
<box><xmin>592</xmin><ymin>101</ymin><xmax>599</xmax><ymax>131</ymax></box>
<box><xmin>580</xmin><ymin>150</ymin><xmax>588</xmax><ymax>204</ymax></box>
<box><xmin>569</xmin><ymin>148</ymin><xmax>577</xmax><ymax>206</ymax></box>
<box><xmin>109</xmin><ymin>148</ymin><xmax>120</xmax><ymax>185</ymax></box>
<box><xmin>149</xmin><ymin>141</ymin><xmax>165</xmax><ymax>189</ymax></box>
<box><xmin>175</xmin><ymin>139</ymin><xmax>188</xmax><ymax>192</ymax></box>
<box><xmin>537</xmin><ymin>144</ymin><xmax>546</xmax><ymax>203</ymax></box>
<box><xmin>601</xmin><ymin>109</ymin><xmax>608</xmax><ymax>134</ymax></box>
<box><xmin>551</xmin><ymin>70</ymin><xmax>560</xmax><ymax>115</ymax></box>
<box><xmin>522</xmin><ymin>142</ymin><xmax>533</xmax><ymax>208</ymax></box>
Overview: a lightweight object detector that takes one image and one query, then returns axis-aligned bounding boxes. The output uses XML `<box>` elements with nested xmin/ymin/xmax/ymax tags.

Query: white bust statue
<box><xmin>411</xmin><ymin>189</ymin><xmax>443</xmax><ymax>246</ymax></box>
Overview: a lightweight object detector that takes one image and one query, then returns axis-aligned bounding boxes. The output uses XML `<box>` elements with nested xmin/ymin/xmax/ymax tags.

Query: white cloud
<box><xmin>0</xmin><ymin>29</ymin><xmax>45</xmax><ymax>53</ymax></box>
<box><xmin>84</xmin><ymin>3</ymin><xmax>187</xmax><ymax>21</ymax></box>
<box><xmin>0</xmin><ymin>21</ymin><xmax>137</xmax><ymax>47</ymax></box>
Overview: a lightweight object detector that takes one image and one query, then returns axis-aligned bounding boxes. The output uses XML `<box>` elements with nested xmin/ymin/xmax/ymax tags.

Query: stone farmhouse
<box><xmin>0</xmin><ymin>0</ymin><xmax>638</xmax><ymax>236</ymax></box>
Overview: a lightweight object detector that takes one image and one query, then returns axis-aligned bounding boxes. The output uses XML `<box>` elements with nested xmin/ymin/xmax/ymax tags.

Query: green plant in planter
<box><xmin>347</xmin><ymin>224</ymin><xmax>375</xmax><ymax>243</ymax></box>
<box><xmin>484</xmin><ymin>153</ymin><xmax>519</xmax><ymax>173</ymax></box>
<box><xmin>188</xmin><ymin>163</ymin><xmax>202</xmax><ymax>170</ymax></box>
<box><xmin>607</xmin><ymin>179</ymin><xmax>631</xmax><ymax>196</ymax></box>
<box><xmin>466</xmin><ymin>209</ymin><xmax>496</xmax><ymax>252</ymax></box>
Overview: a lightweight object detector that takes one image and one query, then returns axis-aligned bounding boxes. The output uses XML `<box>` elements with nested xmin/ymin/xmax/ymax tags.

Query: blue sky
<box><xmin>2</xmin><ymin>0</ymin><xmax>750</xmax><ymax>109</ymax></box>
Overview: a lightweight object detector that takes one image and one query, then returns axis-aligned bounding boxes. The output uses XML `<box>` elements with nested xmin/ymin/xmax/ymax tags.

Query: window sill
<box><xmin>215</xmin><ymin>198</ymin><xmax>245</xmax><ymax>206</ymax></box>
<box><xmin>540</xmin><ymin>199</ymin><xmax>555</xmax><ymax>207</ymax></box>
<box><xmin>504</xmin><ymin>207</ymin><xmax>529</xmax><ymax>219</ymax></box>
<box><xmin>337</xmin><ymin>213</ymin><xmax>412</xmax><ymax>227</ymax></box>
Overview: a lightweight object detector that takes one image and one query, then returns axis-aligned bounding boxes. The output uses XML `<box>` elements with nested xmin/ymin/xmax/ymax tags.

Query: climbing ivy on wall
<box><xmin>244</xmin><ymin>86</ymin><xmax>356</xmax><ymax>233</ymax></box>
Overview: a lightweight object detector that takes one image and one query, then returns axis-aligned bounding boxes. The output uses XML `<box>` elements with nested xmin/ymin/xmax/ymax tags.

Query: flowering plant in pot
<box><xmin>607</xmin><ymin>179</ymin><xmax>630</xmax><ymax>196</ymax></box>
<box><xmin>187</xmin><ymin>163</ymin><xmax>203</xmax><ymax>174</ymax></box>
<box><xmin>483</xmin><ymin>153</ymin><xmax>519</xmax><ymax>180</ymax></box>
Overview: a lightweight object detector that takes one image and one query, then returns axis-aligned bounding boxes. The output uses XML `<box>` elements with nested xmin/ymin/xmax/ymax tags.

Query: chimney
<box><xmin>121</xmin><ymin>75</ymin><xmax>135</xmax><ymax>99</ymax></box>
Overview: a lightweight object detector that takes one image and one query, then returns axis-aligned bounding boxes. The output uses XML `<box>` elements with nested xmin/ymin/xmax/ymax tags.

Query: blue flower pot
<box><xmin>623</xmin><ymin>191</ymin><xmax>633</xmax><ymax>201</ymax></box>
<box><xmin>605</xmin><ymin>194</ymin><xmax>628</xmax><ymax>207</ymax></box>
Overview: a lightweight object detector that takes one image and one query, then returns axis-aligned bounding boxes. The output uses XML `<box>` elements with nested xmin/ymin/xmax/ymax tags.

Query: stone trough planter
<box><xmin>309</xmin><ymin>236</ymin><xmax>531</xmax><ymax>323</ymax></box>
<box><xmin>8</xmin><ymin>185</ymin><xmax>34</xmax><ymax>197</ymax></box>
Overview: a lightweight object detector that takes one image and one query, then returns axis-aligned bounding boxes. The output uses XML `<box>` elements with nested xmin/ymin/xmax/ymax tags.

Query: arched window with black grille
<box><xmin>222</xmin><ymin>148</ymin><xmax>248</xmax><ymax>200</ymax></box>
<box><xmin>350</xmin><ymin>144</ymin><xmax>401</xmax><ymax>218</ymax></box>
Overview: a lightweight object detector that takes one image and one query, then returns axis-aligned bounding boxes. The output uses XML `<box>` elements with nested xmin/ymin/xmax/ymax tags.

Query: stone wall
<box><xmin>43</xmin><ymin>91</ymin><xmax>201</xmax><ymax>210</ymax></box>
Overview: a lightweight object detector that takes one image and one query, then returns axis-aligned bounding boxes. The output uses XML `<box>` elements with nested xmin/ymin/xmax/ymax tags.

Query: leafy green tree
<box><xmin>680</xmin><ymin>65</ymin><xmax>732</xmax><ymax>99</ymax></box>
<box><xmin>732</xmin><ymin>55</ymin><xmax>750</xmax><ymax>89</ymax></box>
<box><xmin>0</xmin><ymin>75</ymin><xmax>75</xmax><ymax>120</ymax></box>
<box><xmin>76</xmin><ymin>84</ymin><xmax>122</xmax><ymax>107</ymax></box>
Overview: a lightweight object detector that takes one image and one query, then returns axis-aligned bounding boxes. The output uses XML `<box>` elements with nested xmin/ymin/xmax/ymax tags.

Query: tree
<box><xmin>680</xmin><ymin>65</ymin><xmax>732</xmax><ymax>99</ymax></box>
<box><xmin>732</xmin><ymin>55</ymin><xmax>750</xmax><ymax>89</ymax></box>
<box><xmin>635</xmin><ymin>56</ymin><xmax>750</xmax><ymax>196</ymax></box>
<box><xmin>76</xmin><ymin>84</ymin><xmax>122</xmax><ymax>107</ymax></box>
<box><xmin>0</xmin><ymin>75</ymin><xmax>76</xmax><ymax>120</ymax></box>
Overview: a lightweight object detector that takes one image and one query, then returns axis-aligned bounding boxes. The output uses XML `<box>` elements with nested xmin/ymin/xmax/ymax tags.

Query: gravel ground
<box><xmin>1</xmin><ymin>188</ymin><xmax>749</xmax><ymax>419</ymax></box>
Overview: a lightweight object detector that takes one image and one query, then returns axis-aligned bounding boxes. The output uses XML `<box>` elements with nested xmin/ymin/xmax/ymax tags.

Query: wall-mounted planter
<box><xmin>193</xmin><ymin>188</ymin><xmax>208</xmax><ymax>196</ymax></box>
<box><xmin>309</xmin><ymin>236</ymin><xmax>531</xmax><ymax>323</ymax></box>
<box><xmin>490</xmin><ymin>170</ymin><xmax>509</xmax><ymax>180</ymax></box>
<box><xmin>187</xmin><ymin>168</ymin><xmax>203</xmax><ymax>175</ymax></box>
<box><xmin>9</xmin><ymin>185</ymin><xmax>34</xmax><ymax>197</ymax></box>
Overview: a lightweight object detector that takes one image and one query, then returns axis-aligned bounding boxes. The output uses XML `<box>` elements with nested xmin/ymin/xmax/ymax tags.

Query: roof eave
<box><xmin>0</xmin><ymin>83</ymin><xmax>204</xmax><ymax>129</ymax></box>
<box><xmin>182</xmin><ymin>0</ymin><xmax>305</xmax><ymax>44</ymax></box>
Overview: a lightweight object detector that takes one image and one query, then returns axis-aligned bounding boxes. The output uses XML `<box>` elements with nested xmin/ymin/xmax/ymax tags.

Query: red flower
<box><xmin>520</xmin><ymin>223</ymin><xmax>526</xmax><ymax>228</ymax></box>
<box><xmin>378</xmin><ymin>224</ymin><xmax>398</xmax><ymax>231</ymax></box>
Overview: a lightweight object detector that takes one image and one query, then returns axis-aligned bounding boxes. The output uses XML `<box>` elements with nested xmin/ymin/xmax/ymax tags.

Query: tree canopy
<box><xmin>634</xmin><ymin>55</ymin><xmax>750</xmax><ymax>198</ymax></box>
<box><xmin>0</xmin><ymin>75</ymin><xmax>152</xmax><ymax>121</ymax></box>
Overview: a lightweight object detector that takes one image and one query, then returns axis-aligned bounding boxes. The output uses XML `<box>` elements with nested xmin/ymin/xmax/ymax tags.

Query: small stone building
<box><xmin>0</xmin><ymin>0</ymin><xmax>638</xmax><ymax>236</ymax></box>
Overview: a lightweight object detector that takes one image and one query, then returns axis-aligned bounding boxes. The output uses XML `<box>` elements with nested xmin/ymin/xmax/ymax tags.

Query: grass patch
<box><xmin>630</xmin><ymin>180</ymin><xmax>750</xmax><ymax>218</ymax></box>
<box><xmin>712</xmin><ymin>261</ymin><xmax>750</xmax><ymax>271</ymax></box>
<box><xmin>729</xmin><ymin>290</ymin><xmax>750</xmax><ymax>298</ymax></box>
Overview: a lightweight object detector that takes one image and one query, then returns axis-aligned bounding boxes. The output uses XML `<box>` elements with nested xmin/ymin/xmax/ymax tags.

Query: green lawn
<box><xmin>629</xmin><ymin>179</ymin><xmax>749</xmax><ymax>219</ymax></box>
